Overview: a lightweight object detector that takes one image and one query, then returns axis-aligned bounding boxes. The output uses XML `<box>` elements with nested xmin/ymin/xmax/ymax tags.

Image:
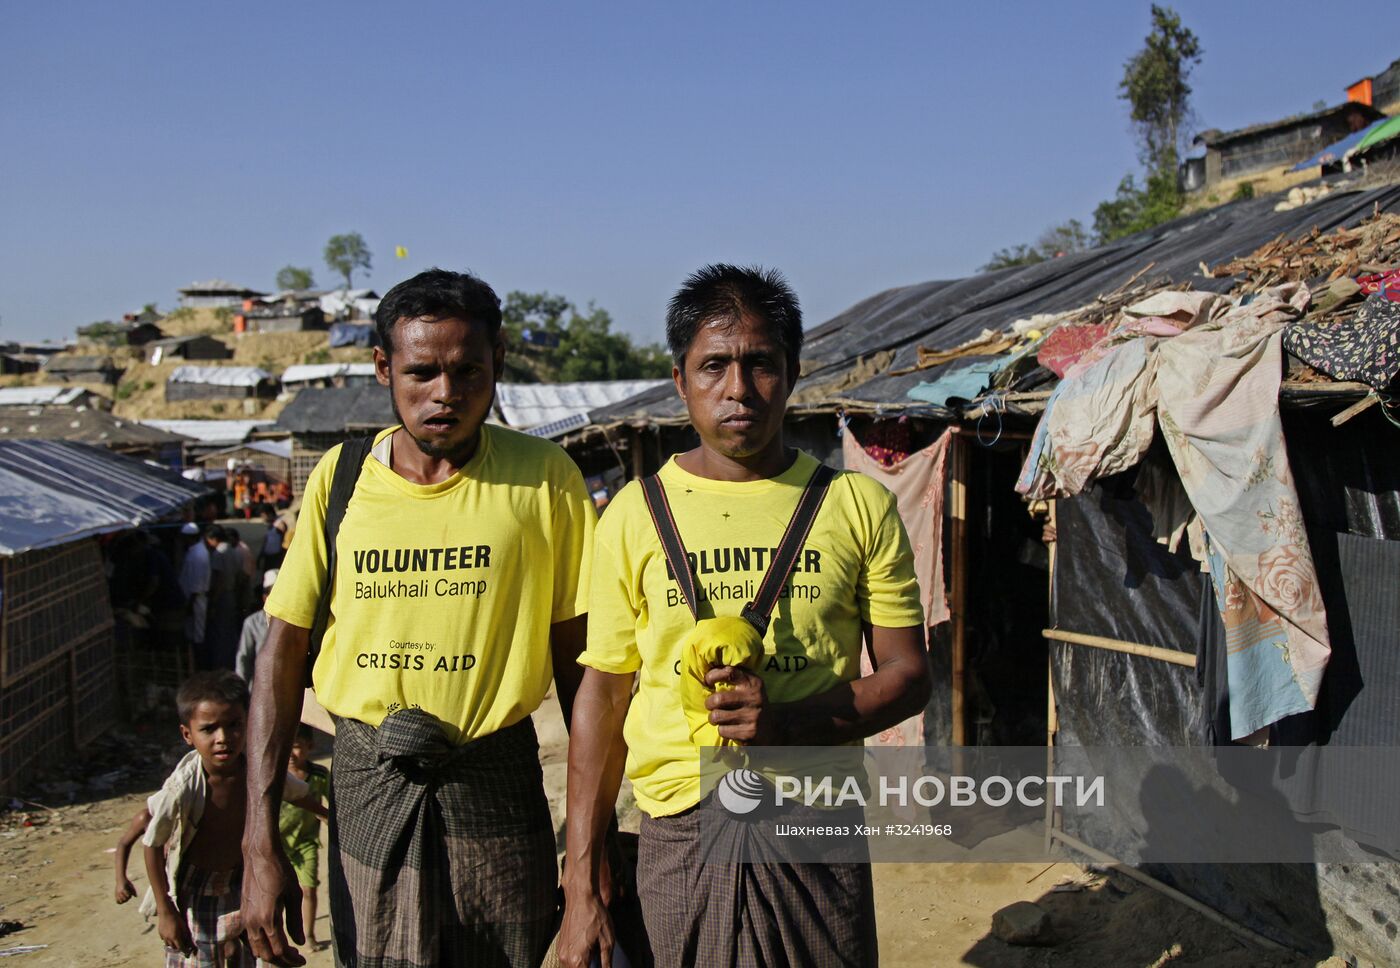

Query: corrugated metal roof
<box><xmin>495</xmin><ymin>380</ymin><xmax>668</xmax><ymax>428</ymax></box>
<box><xmin>168</xmin><ymin>365</ymin><xmax>272</xmax><ymax>387</ymax></box>
<box><xmin>0</xmin><ymin>386</ymin><xmax>90</xmax><ymax>407</ymax></box>
<box><xmin>280</xmin><ymin>362</ymin><xmax>377</xmax><ymax>384</ymax></box>
<box><xmin>141</xmin><ymin>419</ymin><xmax>274</xmax><ymax>445</ymax></box>
<box><xmin>0</xmin><ymin>439</ymin><xmax>208</xmax><ymax>556</ymax></box>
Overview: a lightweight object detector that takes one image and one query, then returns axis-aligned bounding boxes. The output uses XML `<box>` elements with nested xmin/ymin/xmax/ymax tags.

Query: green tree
<box><xmin>980</xmin><ymin>244</ymin><xmax>1044</xmax><ymax>272</ymax></box>
<box><xmin>500</xmin><ymin>290</ymin><xmax>669</xmax><ymax>382</ymax></box>
<box><xmin>1091</xmin><ymin>5</ymin><xmax>1203</xmax><ymax>243</ymax></box>
<box><xmin>1119</xmin><ymin>4</ymin><xmax>1202</xmax><ymax>174</ymax></box>
<box><xmin>980</xmin><ymin>219</ymin><xmax>1089</xmax><ymax>272</ymax></box>
<box><xmin>276</xmin><ymin>265</ymin><xmax>315</xmax><ymax>291</ymax></box>
<box><xmin>1037</xmin><ymin>219</ymin><xmax>1090</xmax><ymax>258</ymax></box>
<box><xmin>324</xmin><ymin>233</ymin><xmax>372</xmax><ymax>289</ymax></box>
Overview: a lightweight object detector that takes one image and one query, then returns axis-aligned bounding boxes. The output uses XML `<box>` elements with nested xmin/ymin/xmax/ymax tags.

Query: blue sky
<box><xmin>2</xmin><ymin>2</ymin><xmax>1396</xmax><ymax>344</ymax></box>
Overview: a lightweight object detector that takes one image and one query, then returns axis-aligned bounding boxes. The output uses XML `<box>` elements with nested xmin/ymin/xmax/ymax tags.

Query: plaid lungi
<box><xmin>636</xmin><ymin>806</ymin><xmax>878</xmax><ymax>968</ymax></box>
<box><xmin>329</xmin><ymin>709</ymin><xmax>558</xmax><ymax>968</ymax></box>
<box><xmin>166</xmin><ymin>865</ymin><xmax>255</xmax><ymax>968</ymax></box>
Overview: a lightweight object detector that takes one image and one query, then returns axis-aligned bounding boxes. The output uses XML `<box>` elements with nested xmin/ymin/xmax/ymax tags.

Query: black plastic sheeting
<box><xmin>588</xmin><ymin>183</ymin><xmax>1400</xmax><ymax>427</ymax></box>
<box><xmin>1050</xmin><ymin>409</ymin><xmax>1400</xmax><ymax>958</ymax></box>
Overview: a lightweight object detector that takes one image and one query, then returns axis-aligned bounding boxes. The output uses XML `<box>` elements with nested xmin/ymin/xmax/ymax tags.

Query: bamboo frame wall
<box><xmin>0</xmin><ymin>542</ymin><xmax>117</xmax><ymax>794</ymax></box>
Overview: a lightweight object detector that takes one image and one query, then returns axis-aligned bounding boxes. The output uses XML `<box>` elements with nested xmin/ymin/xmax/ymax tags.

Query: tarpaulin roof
<box><xmin>280</xmin><ymin>362</ymin><xmax>376</xmax><ymax>384</ymax></box>
<box><xmin>1289</xmin><ymin>117</ymin><xmax>1391</xmax><ymax>171</ymax></box>
<box><xmin>495</xmin><ymin>380</ymin><xmax>668</xmax><ymax>429</ymax></box>
<box><xmin>0</xmin><ymin>439</ymin><xmax>209</xmax><ymax>556</ymax></box>
<box><xmin>140</xmin><ymin>419</ymin><xmax>274</xmax><ymax>446</ymax></box>
<box><xmin>276</xmin><ymin>385</ymin><xmax>395</xmax><ymax>434</ymax></box>
<box><xmin>0</xmin><ymin>407</ymin><xmax>188</xmax><ymax>449</ymax></box>
<box><xmin>328</xmin><ymin>323</ymin><xmax>374</xmax><ymax>348</ymax></box>
<box><xmin>168</xmin><ymin>365</ymin><xmax>272</xmax><ymax>387</ymax></box>
<box><xmin>587</xmin><ymin>183</ymin><xmax>1400</xmax><ymax>427</ymax></box>
<box><xmin>0</xmin><ymin>385</ymin><xmax>91</xmax><ymax>407</ymax></box>
<box><xmin>195</xmin><ymin>438</ymin><xmax>293</xmax><ymax>463</ymax></box>
<box><xmin>1356</xmin><ymin>114</ymin><xmax>1400</xmax><ymax>154</ymax></box>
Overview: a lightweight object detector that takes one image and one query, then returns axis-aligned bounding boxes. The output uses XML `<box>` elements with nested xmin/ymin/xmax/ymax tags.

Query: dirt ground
<box><xmin>0</xmin><ymin>694</ymin><xmax>1339</xmax><ymax>967</ymax></box>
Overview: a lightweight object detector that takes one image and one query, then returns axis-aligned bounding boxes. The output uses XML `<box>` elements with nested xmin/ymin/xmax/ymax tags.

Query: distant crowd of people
<box><xmin>227</xmin><ymin>471</ymin><xmax>291</xmax><ymax>520</ymax></box>
<box><xmin>177</xmin><ymin>513</ymin><xmax>288</xmax><ymax>672</ymax></box>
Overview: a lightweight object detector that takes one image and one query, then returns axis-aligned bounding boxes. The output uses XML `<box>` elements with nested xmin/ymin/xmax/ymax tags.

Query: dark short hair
<box><xmin>665</xmin><ymin>264</ymin><xmax>803</xmax><ymax>371</ymax></box>
<box><xmin>176</xmin><ymin>670</ymin><xmax>249</xmax><ymax>724</ymax></box>
<box><xmin>375</xmin><ymin>268</ymin><xmax>502</xmax><ymax>356</ymax></box>
<box><xmin>295</xmin><ymin>722</ymin><xmax>314</xmax><ymax>743</ymax></box>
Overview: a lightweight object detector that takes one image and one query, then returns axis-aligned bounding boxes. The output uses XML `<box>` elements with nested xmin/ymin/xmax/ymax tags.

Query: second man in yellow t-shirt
<box><xmin>560</xmin><ymin>263</ymin><xmax>931</xmax><ymax>968</ymax></box>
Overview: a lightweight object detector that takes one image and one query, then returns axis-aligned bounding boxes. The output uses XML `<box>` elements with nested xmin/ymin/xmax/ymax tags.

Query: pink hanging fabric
<box><xmin>843</xmin><ymin>425</ymin><xmax>954</xmax><ymax>747</ymax></box>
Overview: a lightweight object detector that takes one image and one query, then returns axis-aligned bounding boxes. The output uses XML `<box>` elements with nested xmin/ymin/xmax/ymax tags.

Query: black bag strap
<box><xmin>640</xmin><ymin>462</ymin><xmax>836</xmax><ymax>636</ymax></box>
<box><xmin>306</xmin><ymin>435</ymin><xmax>374</xmax><ymax>685</ymax></box>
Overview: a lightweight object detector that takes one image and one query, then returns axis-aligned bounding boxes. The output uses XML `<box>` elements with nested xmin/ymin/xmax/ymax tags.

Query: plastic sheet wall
<box><xmin>1049</xmin><ymin>409</ymin><xmax>1400</xmax><ymax>960</ymax></box>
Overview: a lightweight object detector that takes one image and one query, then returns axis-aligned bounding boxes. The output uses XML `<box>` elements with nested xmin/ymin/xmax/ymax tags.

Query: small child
<box><xmin>279</xmin><ymin>725</ymin><xmax>330</xmax><ymax>949</ymax></box>
<box><xmin>141</xmin><ymin>671</ymin><xmax>320</xmax><ymax>966</ymax></box>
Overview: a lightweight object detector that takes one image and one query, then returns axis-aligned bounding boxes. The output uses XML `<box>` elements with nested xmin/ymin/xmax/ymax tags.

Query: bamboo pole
<box><xmin>949</xmin><ymin>433</ymin><xmax>969</xmax><ymax>745</ymax></box>
<box><xmin>1044</xmin><ymin>500</ymin><xmax>1058</xmax><ymax>854</ymax></box>
<box><xmin>629</xmin><ymin>426</ymin><xmax>645</xmax><ymax>480</ymax></box>
<box><xmin>1041</xmin><ymin>628</ymin><xmax>1196</xmax><ymax>668</ymax></box>
<box><xmin>1047</xmin><ymin>828</ymin><xmax>1287</xmax><ymax>952</ymax></box>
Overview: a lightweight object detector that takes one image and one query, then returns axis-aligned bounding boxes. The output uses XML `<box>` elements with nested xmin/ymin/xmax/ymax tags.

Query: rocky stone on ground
<box><xmin>992</xmin><ymin>900</ymin><xmax>1054</xmax><ymax>946</ymax></box>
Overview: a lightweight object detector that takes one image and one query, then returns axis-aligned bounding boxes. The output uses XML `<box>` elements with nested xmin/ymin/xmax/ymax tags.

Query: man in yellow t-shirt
<box><xmin>241</xmin><ymin>269</ymin><xmax>595</xmax><ymax>968</ymax></box>
<box><xmin>560</xmin><ymin>264</ymin><xmax>931</xmax><ymax>968</ymax></box>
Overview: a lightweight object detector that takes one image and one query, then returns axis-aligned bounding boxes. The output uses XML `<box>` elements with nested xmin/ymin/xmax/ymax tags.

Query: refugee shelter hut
<box><xmin>76</xmin><ymin>319</ymin><xmax>165</xmax><ymax>347</ymax></box>
<box><xmin>1192</xmin><ymin>101</ymin><xmax>1383</xmax><ymax>190</ymax></box>
<box><xmin>164</xmin><ymin>365</ymin><xmax>275</xmax><ymax>403</ymax></box>
<box><xmin>146</xmin><ymin>334</ymin><xmax>232</xmax><ymax>365</ymax></box>
<box><xmin>41</xmin><ymin>354</ymin><xmax>122</xmax><ymax>385</ymax></box>
<box><xmin>0</xmin><ymin>405</ymin><xmax>188</xmax><ymax>464</ymax></box>
<box><xmin>318</xmin><ymin>288</ymin><xmax>380</xmax><ymax>321</ymax></box>
<box><xmin>195</xmin><ymin>438</ymin><xmax>293</xmax><ymax>484</ymax></box>
<box><xmin>328</xmin><ymin>322</ymin><xmax>375</xmax><ymax>348</ymax></box>
<box><xmin>275</xmin><ymin>384</ymin><xmax>394</xmax><ymax>491</ymax></box>
<box><xmin>177</xmin><ymin>279</ymin><xmax>265</xmax><ymax>309</ymax></box>
<box><xmin>1</xmin><ymin>352</ymin><xmax>42</xmax><ymax>375</ymax></box>
<box><xmin>139</xmin><ymin>418</ymin><xmax>276</xmax><ymax>466</ymax></box>
<box><xmin>279</xmin><ymin>362</ymin><xmax>377</xmax><ymax>392</ymax></box>
<box><xmin>0</xmin><ymin>440</ymin><xmax>208</xmax><ymax>794</ymax></box>
<box><xmin>234</xmin><ymin>303</ymin><xmax>326</xmax><ymax>334</ymax></box>
<box><xmin>494</xmin><ymin>379</ymin><xmax>669</xmax><ymax>440</ymax></box>
<box><xmin>1346</xmin><ymin>56</ymin><xmax>1400</xmax><ymax>114</ymax></box>
<box><xmin>0</xmin><ymin>386</ymin><xmax>105</xmax><ymax>410</ymax></box>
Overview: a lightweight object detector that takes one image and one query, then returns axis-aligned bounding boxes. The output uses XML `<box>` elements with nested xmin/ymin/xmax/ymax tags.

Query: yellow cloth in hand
<box><xmin>679</xmin><ymin>616</ymin><xmax>764</xmax><ymax>747</ymax></box>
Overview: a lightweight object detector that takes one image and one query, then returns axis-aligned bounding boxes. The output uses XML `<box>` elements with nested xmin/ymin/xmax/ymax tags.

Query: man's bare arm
<box><xmin>558</xmin><ymin>668</ymin><xmax>634</xmax><ymax>968</ymax></box>
<box><xmin>549</xmin><ymin>615</ymin><xmax>588</xmax><ymax>734</ymax></box>
<box><xmin>707</xmin><ymin>623</ymin><xmax>931</xmax><ymax>745</ymax></box>
<box><xmin>240</xmin><ymin>617</ymin><xmax>310</xmax><ymax>966</ymax></box>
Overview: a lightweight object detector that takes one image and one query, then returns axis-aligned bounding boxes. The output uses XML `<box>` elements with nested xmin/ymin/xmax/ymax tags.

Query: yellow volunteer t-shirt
<box><xmin>266</xmin><ymin>424</ymin><xmax>594</xmax><ymax>744</ymax></box>
<box><xmin>580</xmin><ymin>450</ymin><xmax>923</xmax><ymax>816</ymax></box>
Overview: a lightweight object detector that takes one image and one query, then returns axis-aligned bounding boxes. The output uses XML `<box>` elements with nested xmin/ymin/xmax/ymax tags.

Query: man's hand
<box><xmin>557</xmin><ymin>886</ymin><xmax>616</xmax><ymax>968</ymax></box>
<box><xmin>705</xmin><ymin>666</ymin><xmax>779</xmax><ymax>745</ymax></box>
<box><xmin>115</xmin><ymin>875</ymin><xmax>136</xmax><ymax>904</ymax></box>
<box><xmin>240</xmin><ymin>843</ymin><xmax>306</xmax><ymax>967</ymax></box>
<box><xmin>158</xmin><ymin>908</ymin><xmax>195</xmax><ymax>958</ymax></box>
